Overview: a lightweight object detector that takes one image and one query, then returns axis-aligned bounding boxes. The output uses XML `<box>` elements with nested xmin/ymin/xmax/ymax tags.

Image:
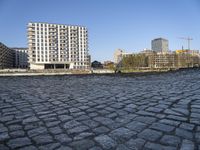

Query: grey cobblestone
<box><xmin>116</xmin><ymin>144</ymin><xmax>131</xmax><ymax>150</ymax></box>
<box><xmin>0</xmin><ymin>125</ymin><xmax>8</xmax><ymax>133</ymax></box>
<box><xmin>0</xmin><ymin>70</ymin><xmax>200</xmax><ymax>149</ymax></box>
<box><xmin>109</xmin><ymin>127</ymin><xmax>136</xmax><ymax>143</ymax></box>
<box><xmin>145</xmin><ymin>142</ymin><xmax>176</xmax><ymax>150</ymax></box>
<box><xmin>32</xmin><ymin>134</ymin><xmax>53</xmax><ymax>145</ymax></box>
<box><xmin>0</xmin><ymin>144</ymin><xmax>9</xmax><ymax>150</ymax></box>
<box><xmin>67</xmin><ymin>125</ymin><xmax>89</xmax><ymax>134</ymax></box>
<box><xmin>126</xmin><ymin>121</ymin><xmax>147</xmax><ymax>132</ymax></box>
<box><xmin>160</xmin><ymin>135</ymin><xmax>181</xmax><ymax>146</ymax></box>
<box><xmin>63</xmin><ymin>120</ymin><xmax>81</xmax><ymax>129</ymax></box>
<box><xmin>175</xmin><ymin>128</ymin><xmax>193</xmax><ymax>140</ymax></box>
<box><xmin>138</xmin><ymin>129</ymin><xmax>162</xmax><ymax>142</ymax></box>
<box><xmin>95</xmin><ymin>135</ymin><xmax>117</xmax><ymax>149</ymax></box>
<box><xmin>180</xmin><ymin>139</ymin><xmax>195</xmax><ymax>150</ymax></box>
<box><xmin>55</xmin><ymin>134</ymin><xmax>72</xmax><ymax>143</ymax></box>
<box><xmin>0</xmin><ymin>132</ymin><xmax>9</xmax><ymax>141</ymax></box>
<box><xmin>22</xmin><ymin>116</ymin><xmax>39</xmax><ymax>124</ymax></box>
<box><xmin>89</xmin><ymin>146</ymin><xmax>103</xmax><ymax>150</ymax></box>
<box><xmin>150</xmin><ymin>122</ymin><xmax>175</xmax><ymax>132</ymax></box>
<box><xmin>7</xmin><ymin>137</ymin><xmax>32</xmax><ymax>149</ymax></box>
<box><xmin>8</xmin><ymin>124</ymin><xmax>22</xmax><ymax>131</ymax></box>
<box><xmin>18</xmin><ymin>146</ymin><xmax>37</xmax><ymax>150</ymax></box>
<box><xmin>195</xmin><ymin>132</ymin><xmax>200</xmax><ymax>143</ymax></box>
<box><xmin>134</xmin><ymin>116</ymin><xmax>157</xmax><ymax>124</ymax></box>
<box><xmin>126</xmin><ymin>138</ymin><xmax>145</xmax><ymax>149</ymax></box>
<box><xmin>39</xmin><ymin>142</ymin><xmax>60</xmax><ymax>150</ymax></box>
<box><xmin>27</xmin><ymin>126</ymin><xmax>48</xmax><ymax>137</ymax></box>
<box><xmin>10</xmin><ymin>130</ymin><xmax>25</xmax><ymax>138</ymax></box>
<box><xmin>49</xmin><ymin>126</ymin><xmax>63</xmax><ymax>135</ymax></box>
<box><xmin>93</xmin><ymin>126</ymin><xmax>110</xmax><ymax>134</ymax></box>
<box><xmin>159</xmin><ymin>119</ymin><xmax>180</xmax><ymax>126</ymax></box>
<box><xmin>180</xmin><ymin>123</ymin><xmax>195</xmax><ymax>131</ymax></box>
<box><xmin>82</xmin><ymin>119</ymin><xmax>99</xmax><ymax>128</ymax></box>
<box><xmin>74</xmin><ymin>132</ymin><xmax>94</xmax><ymax>140</ymax></box>
<box><xmin>69</xmin><ymin>139</ymin><xmax>95</xmax><ymax>150</ymax></box>
<box><xmin>56</xmin><ymin>146</ymin><xmax>73</xmax><ymax>150</ymax></box>
<box><xmin>93</xmin><ymin>117</ymin><xmax>114</xmax><ymax>126</ymax></box>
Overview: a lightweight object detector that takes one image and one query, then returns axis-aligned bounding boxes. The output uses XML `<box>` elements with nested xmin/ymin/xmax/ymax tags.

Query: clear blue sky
<box><xmin>0</xmin><ymin>0</ymin><xmax>200</xmax><ymax>62</ymax></box>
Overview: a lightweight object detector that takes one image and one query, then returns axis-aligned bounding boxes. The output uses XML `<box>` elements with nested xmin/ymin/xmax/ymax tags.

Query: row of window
<box><xmin>30</xmin><ymin>36</ymin><xmax>87</xmax><ymax>41</ymax></box>
<box><xmin>33</xmin><ymin>32</ymin><xmax>87</xmax><ymax>36</ymax></box>
<box><xmin>31</xmin><ymin>44</ymin><xmax>87</xmax><ymax>48</ymax></box>
<box><xmin>32</xmin><ymin>50</ymin><xmax>87</xmax><ymax>54</ymax></box>
<box><xmin>32</xmin><ymin>55</ymin><xmax>87</xmax><ymax>59</ymax></box>
<box><xmin>32</xmin><ymin>58</ymin><xmax>89</xmax><ymax>62</ymax></box>
<box><xmin>30</xmin><ymin>24</ymin><xmax>87</xmax><ymax>30</ymax></box>
<box><xmin>31</xmin><ymin>47</ymin><xmax>87</xmax><ymax>51</ymax></box>
<box><xmin>33</xmin><ymin>41</ymin><xmax>85</xmax><ymax>44</ymax></box>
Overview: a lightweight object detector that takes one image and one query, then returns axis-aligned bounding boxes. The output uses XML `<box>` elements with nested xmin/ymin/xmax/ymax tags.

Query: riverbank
<box><xmin>0</xmin><ymin>68</ymin><xmax>188</xmax><ymax>77</ymax></box>
<box><xmin>0</xmin><ymin>69</ymin><xmax>90</xmax><ymax>76</ymax></box>
<box><xmin>0</xmin><ymin>67</ymin><xmax>199</xmax><ymax>77</ymax></box>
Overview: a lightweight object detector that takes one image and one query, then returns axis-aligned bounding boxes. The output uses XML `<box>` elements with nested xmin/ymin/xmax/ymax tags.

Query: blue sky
<box><xmin>0</xmin><ymin>0</ymin><xmax>200</xmax><ymax>62</ymax></box>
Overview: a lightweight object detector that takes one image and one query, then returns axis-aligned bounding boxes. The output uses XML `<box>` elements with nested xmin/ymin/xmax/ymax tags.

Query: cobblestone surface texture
<box><xmin>0</xmin><ymin>70</ymin><xmax>200</xmax><ymax>150</ymax></box>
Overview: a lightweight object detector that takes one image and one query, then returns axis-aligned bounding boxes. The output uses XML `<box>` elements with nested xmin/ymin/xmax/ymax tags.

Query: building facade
<box><xmin>114</xmin><ymin>49</ymin><xmax>132</xmax><ymax>64</ymax></box>
<box><xmin>0</xmin><ymin>42</ymin><xmax>14</xmax><ymax>69</ymax></box>
<box><xmin>151</xmin><ymin>38</ymin><xmax>169</xmax><ymax>53</ymax></box>
<box><xmin>140</xmin><ymin>49</ymin><xmax>156</xmax><ymax>56</ymax></box>
<box><xmin>148</xmin><ymin>52</ymin><xmax>175</xmax><ymax>68</ymax></box>
<box><xmin>28</xmin><ymin>22</ymin><xmax>90</xmax><ymax>70</ymax></box>
<box><xmin>12</xmin><ymin>48</ymin><xmax>28</xmax><ymax>68</ymax></box>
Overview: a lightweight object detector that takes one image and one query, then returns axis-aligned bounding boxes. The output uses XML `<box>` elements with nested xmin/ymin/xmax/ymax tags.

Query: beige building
<box><xmin>0</xmin><ymin>42</ymin><xmax>14</xmax><ymax>69</ymax></box>
<box><xmin>28</xmin><ymin>22</ymin><xmax>90</xmax><ymax>70</ymax></box>
<box><xmin>148</xmin><ymin>52</ymin><xmax>175</xmax><ymax>68</ymax></box>
<box><xmin>140</xmin><ymin>49</ymin><xmax>156</xmax><ymax>56</ymax></box>
<box><xmin>114</xmin><ymin>49</ymin><xmax>132</xmax><ymax>64</ymax></box>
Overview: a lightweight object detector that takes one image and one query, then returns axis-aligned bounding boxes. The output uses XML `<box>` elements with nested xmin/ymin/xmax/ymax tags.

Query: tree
<box><xmin>121</xmin><ymin>54</ymin><xmax>148</xmax><ymax>69</ymax></box>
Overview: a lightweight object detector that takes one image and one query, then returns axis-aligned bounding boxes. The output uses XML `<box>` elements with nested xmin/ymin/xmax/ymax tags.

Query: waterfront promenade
<box><xmin>0</xmin><ymin>70</ymin><xmax>200</xmax><ymax>150</ymax></box>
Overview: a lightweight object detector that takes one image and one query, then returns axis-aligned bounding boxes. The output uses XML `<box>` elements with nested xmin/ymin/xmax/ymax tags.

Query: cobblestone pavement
<box><xmin>1</xmin><ymin>70</ymin><xmax>200</xmax><ymax>150</ymax></box>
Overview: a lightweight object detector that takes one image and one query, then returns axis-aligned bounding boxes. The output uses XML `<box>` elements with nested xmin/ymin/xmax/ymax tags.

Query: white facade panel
<box><xmin>28</xmin><ymin>22</ymin><xmax>90</xmax><ymax>70</ymax></box>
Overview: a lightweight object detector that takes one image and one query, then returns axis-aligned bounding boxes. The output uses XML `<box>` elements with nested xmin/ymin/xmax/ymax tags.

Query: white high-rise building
<box><xmin>151</xmin><ymin>38</ymin><xmax>169</xmax><ymax>53</ymax></box>
<box><xmin>27</xmin><ymin>22</ymin><xmax>90</xmax><ymax>70</ymax></box>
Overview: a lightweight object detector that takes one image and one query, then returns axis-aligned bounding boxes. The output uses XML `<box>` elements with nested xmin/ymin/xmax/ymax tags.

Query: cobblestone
<box><xmin>27</xmin><ymin>126</ymin><xmax>48</xmax><ymax>137</ymax></box>
<box><xmin>67</xmin><ymin>125</ymin><xmax>89</xmax><ymax>134</ymax></box>
<box><xmin>69</xmin><ymin>139</ymin><xmax>95</xmax><ymax>150</ymax></box>
<box><xmin>109</xmin><ymin>127</ymin><xmax>136</xmax><ymax>143</ymax></box>
<box><xmin>95</xmin><ymin>135</ymin><xmax>117</xmax><ymax>149</ymax></box>
<box><xmin>150</xmin><ymin>122</ymin><xmax>175</xmax><ymax>132</ymax></box>
<box><xmin>126</xmin><ymin>138</ymin><xmax>145</xmax><ymax>149</ymax></box>
<box><xmin>138</xmin><ymin>129</ymin><xmax>162</xmax><ymax>141</ymax></box>
<box><xmin>7</xmin><ymin>137</ymin><xmax>32</xmax><ymax>149</ymax></box>
<box><xmin>145</xmin><ymin>142</ymin><xmax>176</xmax><ymax>150</ymax></box>
<box><xmin>180</xmin><ymin>139</ymin><xmax>195</xmax><ymax>150</ymax></box>
<box><xmin>180</xmin><ymin>123</ymin><xmax>195</xmax><ymax>131</ymax></box>
<box><xmin>175</xmin><ymin>128</ymin><xmax>193</xmax><ymax>140</ymax></box>
<box><xmin>55</xmin><ymin>134</ymin><xmax>72</xmax><ymax>143</ymax></box>
<box><xmin>160</xmin><ymin>135</ymin><xmax>181</xmax><ymax>146</ymax></box>
<box><xmin>126</xmin><ymin>121</ymin><xmax>147</xmax><ymax>132</ymax></box>
<box><xmin>0</xmin><ymin>70</ymin><xmax>200</xmax><ymax>149</ymax></box>
<box><xmin>93</xmin><ymin>126</ymin><xmax>110</xmax><ymax>134</ymax></box>
<box><xmin>32</xmin><ymin>134</ymin><xmax>53</xmax><ymax>145</ymax></box>
<box><xmin>0</xmin><ymin>132</ymin><xmax>9</xmax><ymax>141</ymax></box>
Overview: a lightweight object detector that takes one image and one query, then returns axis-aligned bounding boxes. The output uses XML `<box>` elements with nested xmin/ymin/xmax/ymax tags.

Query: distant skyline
<box><xmin>0</xmin><ymin>0</ymin><xmax>200</xmax><ymax>62</ymax></box>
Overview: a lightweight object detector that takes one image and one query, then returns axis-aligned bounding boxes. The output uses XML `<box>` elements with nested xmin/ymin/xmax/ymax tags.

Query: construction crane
<box><xmin>178</xmin><ymin>37</ymin><xmax>193</xmax><ymax>50</ymax></box>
